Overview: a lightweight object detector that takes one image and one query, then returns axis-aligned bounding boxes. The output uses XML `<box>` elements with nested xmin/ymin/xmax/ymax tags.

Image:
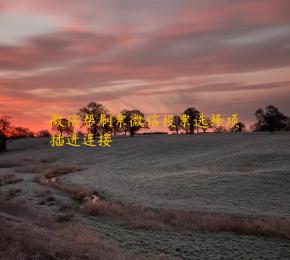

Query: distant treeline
<box><xmin>0</xmin><ymin>103</ymin><xmax>289</xmax><ymax>152</ymax></box>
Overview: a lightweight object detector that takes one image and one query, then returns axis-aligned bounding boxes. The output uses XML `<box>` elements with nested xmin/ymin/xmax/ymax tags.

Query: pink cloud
<box><xmin>0</xmin><ymin>0</ymin><xmax>290</xmax><ymax>131</ymax></box>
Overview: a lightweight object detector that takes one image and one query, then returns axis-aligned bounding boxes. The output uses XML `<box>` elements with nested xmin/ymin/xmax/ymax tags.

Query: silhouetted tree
<box><xmin>111</xmin><ymin>116</ymin><xmax>124</xmax><ymax>135</ymax></box>
<box><xmin>121</xmin><ymin>109</ymin><xmax>147</xmax><ymax>137</ymax></box>
<box><xmin>120</xmin><ymin>112</ymin><xmax>129</xmax><ymax>136</ymax></box>
<box><xmin>37</xmin><ymin>130</ymin><xmax>51</xmax><ymax>138</ymax></box>
<box><xmin>183</xmin><ymin>107</ymin><xmax>200</xmax><ymax>134</ymax></box>
<box><xmin>214</xmin><ymin>126</ymin><xmax>228</xmax><ymax>133</ymax></box>
<box><xmin>168</xmin><ymin>115</ymin><xmax>181</xmax><ymax>134</ymax></box>
<box><xmin>231</xmin><ymin>122</ymin><xmax>246</xmax><ymax>133</ymax></box>
<box><xmin>97</xmin><ymin>115</ymin><xmax>123</xmax><ymax>135</ymax></box>
<box><xmin>200</xmin><ymin>118</ymin><xmax>212</xmax><ymax>133</ymax></box>
<box><xmin>79</xmin><ymin>102</ymin><xmax>108</xmax><ymax>139</ymax></box>
<box><xmin>255</xmin><ymin>105</ymin><xmax>287</xmax><ymax>133</ymax></box>
<box><xmin>284</xmin><ymin>117</ymin><xmax>290</xmax><ymax>131</ymax></box>
<box><xmin>0</xmin><ymin>116</ymin><xmax>11</xmax><ymax>152</ymax></box>
<box><xmin>52</xmin><ymin>118</ymin><xmax>73</xmax><ymax>136</ymax></box>
<box><xmin>11</xmin><ymin>127</ymin><xmax>34</xmax><ymax>138</ymax></box>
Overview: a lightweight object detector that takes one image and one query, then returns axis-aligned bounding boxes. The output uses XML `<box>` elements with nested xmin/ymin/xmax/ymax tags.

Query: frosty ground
<box><xmin>0</xmin><ymin>132</ymin><xmax>290</xmax><ymax>259</ymax></box>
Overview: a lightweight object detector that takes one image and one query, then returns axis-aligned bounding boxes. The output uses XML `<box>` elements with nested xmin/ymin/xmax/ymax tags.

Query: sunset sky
<box><xmin>0</xmin><ymin>0</ymin><xmax>290</xmax><ymax>131</ymax></box>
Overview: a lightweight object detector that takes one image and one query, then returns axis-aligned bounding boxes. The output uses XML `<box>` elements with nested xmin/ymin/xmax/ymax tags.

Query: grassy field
<box><xmin>0</xmin><ymin>132</ymin><xmax>290</xmax><ymax>259</ymax></box>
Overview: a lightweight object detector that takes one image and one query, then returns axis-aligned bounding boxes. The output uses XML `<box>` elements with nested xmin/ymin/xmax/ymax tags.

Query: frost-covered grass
<box><xmin>29</xmin><ymin>132</ymin><xmax>289</xmax><ymax>218</ymax></box>
<box><xmin>1</xmin><ymin>132</ymin><xmax>290</xmax><ymax>259</ymax></box>
<box><xmin>3</xmin><ymin>133</ymin><xmax>290</xmax><ymax>217</ymax></box>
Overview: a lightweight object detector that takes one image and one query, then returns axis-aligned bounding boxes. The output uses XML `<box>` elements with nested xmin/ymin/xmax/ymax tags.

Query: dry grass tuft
<box><xmin>55</xmin><ymin>213</ymin><xmax>75</xmax><ymax>223</ymax></box>
<box><xmin>0</xmin><ymin>159</ymin><xmax>23</xmax><ymax>168</ymax></box>
<box><xmin>15</xmin><ymin>161</ymin><xmax>47</xmax><ymax>173</ymax></box>
<box><xmin>0</xmin><ymin>198</ymin><xmax>144</xmax><ymax>260</ymax></box>
<box><xmin>81</xmin><ymin>200</ymin><xmax>290</xmax><ymax>240</ymax></box>
<box><xmin>0</xmin><ymin>174</ymin><xmax>23</xmax><ymax>186</ymax></box>
<box><xmin>82</xmin><ymin>200</ymin><xmax>124</xmax><ymax>217</ymax></box>
<box><xmin>55</xmin><ymin>183</ymin><xmax>92</xmax><ymax>201</ymax></box>
<box><xmin>58</xmin><ymin>202</ymin><xmax>75</xmax><ymax>212</ymax></box>
<box><xmin>6</xmin><ymin>188</ymin><xmax>22</xmax><ymax>199</ymax></box>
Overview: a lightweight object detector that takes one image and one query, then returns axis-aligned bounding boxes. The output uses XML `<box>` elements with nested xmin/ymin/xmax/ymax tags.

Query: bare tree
<box><xmin>11</xmin><ymin>127</ymin><xmax>34</xmax><ymax>138</ymax></box>
<box><xmin>78</xmin><ymin>102</ymin><xmax>108</xmax><ymax>139</ymax></box>
<box><xmin>110</xmin><ymin>116</ymin><xmax>123</xmax><ymax>135</ymax></box>
<box><xmin>121</xmin><ymin>109</ymin><xmax>147</xmax><ymax>137</ymax></box>
<box><xmin>231</xmin><ymin>122</ymin><xmax>246</xmax><ymax>133</ymax></box>
<box><xmin>0</xmin><ymin>116</ymin><xmax>11</xmax><ymax>152</ymax></box>
<box><xmin>214</xmin><ymin>126</ymin><xmax>228</xmax><ymax>133</ymax></box>
<box><xmin>285</xmin><ymin>117</ymin><xmax>290</xmax><ymax>131</ymax></box>
<box><xmin>199</xmin><ymin>118</ymin><xmax>212</xmax><ymax>133</ymax></box>
<box><xmin>52</xmin><ymin>118</ymin><xmax>73</xmax><ymax>136</ymax></box>
<box><xmin>183</xmin><ymin>107</ymin><xmax>200</xmax><ymax>134</ymax></box>
<box><xmin>37</xmin><ymin>130</ymin><xmax>51</xmax><ymax>138</ymax></box>
<box><xmin>168</xmin><ymin>115</ymin><xmax>181</xmax><ymax>134</ymax></box>
<box><xmin>255</xmin><ymin>105</ymin><xmax>288</xmax><ymax>133</ymax></box>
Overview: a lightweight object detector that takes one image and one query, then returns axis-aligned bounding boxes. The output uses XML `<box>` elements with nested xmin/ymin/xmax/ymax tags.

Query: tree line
<box><xmin>1</xmin><ymin>103</ymin><xmax>289</xmax><ymax>152</ymax></box>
